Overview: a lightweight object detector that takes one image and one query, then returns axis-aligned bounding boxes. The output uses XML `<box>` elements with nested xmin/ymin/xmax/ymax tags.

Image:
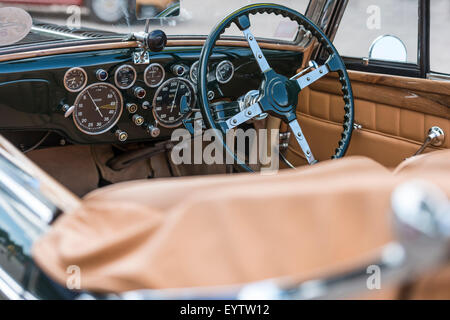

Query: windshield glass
<box><xmin>0</xmin><ymin>0</ymin><xmax>310</xmax><ymax>49</ymax></box>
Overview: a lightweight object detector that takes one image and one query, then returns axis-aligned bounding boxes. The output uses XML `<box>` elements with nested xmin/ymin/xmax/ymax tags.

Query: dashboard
<box><xmin>0</xmin><ymin>45</ymin><xmax>303</xmax><ymax>145</ymax></box>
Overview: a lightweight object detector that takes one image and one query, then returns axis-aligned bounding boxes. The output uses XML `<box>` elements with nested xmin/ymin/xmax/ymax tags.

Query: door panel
<box><xmin>285</xmin><ymin>71</ymin><xmax>450</xmax><ymax>168</ymax></box>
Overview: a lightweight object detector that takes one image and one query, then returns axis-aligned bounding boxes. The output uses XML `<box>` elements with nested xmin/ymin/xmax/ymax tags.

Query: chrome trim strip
<box><xmin>31</xmin><ymin>26</ymin><xmax>89</xmax><ymax>40</ymax></box>
<box><xmin>0</xmin><ymin>267</ymin><xmax>37</xmax><ymax>300</ymax></box>
<box><xmin>0</xmin><ymin>156</ymin><xmax>53</xmax><ymax>225</ymax></box>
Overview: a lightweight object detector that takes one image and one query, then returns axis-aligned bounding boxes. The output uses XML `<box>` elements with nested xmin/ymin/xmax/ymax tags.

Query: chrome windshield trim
<box><xmin>0</xmin><ymin>147</ymin><xmax>55</xmax><ymax>226</ymax></box>
<box><xmin>31</xmin><ymin>26</ymin><xmax>89</xmax><ymax>40</ymax></box>
<box><xmin>0</xmin><ymin>266</ymin><xmax>37</xmax><ymax>300</ymax></box>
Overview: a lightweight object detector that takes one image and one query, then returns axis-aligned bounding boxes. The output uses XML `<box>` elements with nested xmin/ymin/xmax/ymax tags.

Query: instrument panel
<box><xmin>62</xmin><ymin>55</ymin><xmax>238</xmax><ymax>141</ymax></box>
<box><xmin>0</xmin><ymin>46</ymin><xmax>303</xmax><ymax>145</ymax></box>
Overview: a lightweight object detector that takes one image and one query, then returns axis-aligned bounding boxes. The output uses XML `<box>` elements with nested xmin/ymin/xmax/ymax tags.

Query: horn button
<box><xmin>261</xmin><ymin>72</ymin><xmax>297</xmax><ymax>115</ymax></box>
<box><xmin>272</xmin><ymin>81</ymin><xmax>289</xmax><ymax>107</ymax></box>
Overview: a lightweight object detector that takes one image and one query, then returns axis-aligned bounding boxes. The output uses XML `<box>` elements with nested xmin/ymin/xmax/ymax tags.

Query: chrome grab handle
<box><xmin>90</xmin><ymin>180</ymin><xmax>449</xmax><ymax>301</ymax></box>
<box><xmin>414</xmin><ymin>126</ymin><xmax>445</xmax><ymax>156</ymax></box>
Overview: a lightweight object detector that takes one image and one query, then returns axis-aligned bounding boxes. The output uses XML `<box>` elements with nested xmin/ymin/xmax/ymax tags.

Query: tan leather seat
<box><xmin>32</xmin><ymin>151</ymin><xmax>450</xmax><ymax>298</ymax></box>
<box><xmin>394</xmin><ymin>149</ymin><xmax>450</xmax><ymax>175</ymax></box>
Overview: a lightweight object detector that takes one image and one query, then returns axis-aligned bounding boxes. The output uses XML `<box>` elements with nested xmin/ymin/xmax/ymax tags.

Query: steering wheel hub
<box><xmin>271</xmin><ymin>80</ymin><xmax>289</xmax><ymax>108</ymax></box>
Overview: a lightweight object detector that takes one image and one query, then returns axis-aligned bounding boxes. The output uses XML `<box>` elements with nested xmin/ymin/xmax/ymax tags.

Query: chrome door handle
<box><xmin>414</xmin><ymin>126</ymin><xmax>445</xmax><ymax>156</ymax></box>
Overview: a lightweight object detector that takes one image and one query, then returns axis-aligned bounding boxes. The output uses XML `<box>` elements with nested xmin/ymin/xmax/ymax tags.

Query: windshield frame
<box><xmin>0</xmin><ymin>0</ymin><xmax>346</xmax><ymax>56</ymax></box>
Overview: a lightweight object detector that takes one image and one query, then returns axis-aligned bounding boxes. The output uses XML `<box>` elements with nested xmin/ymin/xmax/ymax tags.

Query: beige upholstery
<box><xmin>32</xmin><ymin>151</ymin><xmax>450</xmax><ymax>298</ymax></box>
<box><xmin>285</xmin><ymin>71</ymin><xmax>450</xmax><ymax>168</ymax></box>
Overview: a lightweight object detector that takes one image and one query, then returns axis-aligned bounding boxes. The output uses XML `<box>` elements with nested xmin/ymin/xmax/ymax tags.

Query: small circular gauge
<box><xmin>215</xmin><ymin>60</ymin><xmax>234</xmax><ymax>84</ymax></box>
<box><xmin>153</xmin><ymin>78</ymin><xmax>195</xmax><ymax>128</ymax></box>
<box><xmin>114</xmin><ymin>64</ymin><xmax>137</xmax><ymax>89</ymax></box>
<box><xmin>63</xmin><ymin>67</ymin><xmax>87</xmax><ymax>92</ymax></box>
<box><xmin>190</xmin><ymin>61</ymin><xmax>210</xmax><ymax>84</ymax></box>
<box><xmin>73</xmin><ymin>83</ymin><xmax>123</xmax><ymax>135</ymax></box>
<box><xmin>144</xmin><ymin>63</ymin><xmax>165</xmax><ymax>88</ymax></box>
<box><xmin>190</xmin><ymin>61</ymin><xmax>200</xmax><ymax>83</ymax></box>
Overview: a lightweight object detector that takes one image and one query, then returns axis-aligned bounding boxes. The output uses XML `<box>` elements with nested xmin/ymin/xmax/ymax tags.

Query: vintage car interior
<box><xmin>0</xmin><ymin>0</ymin><xmax>449</xmax><ymax>300</ymax></box>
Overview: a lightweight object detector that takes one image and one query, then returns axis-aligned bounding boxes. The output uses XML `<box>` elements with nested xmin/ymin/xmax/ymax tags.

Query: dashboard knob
<box><xmin>133</xmin><ymin>86</ymin><xmax>146</xmax><ymax>99</ymax></box>
<box><xmin>142</xmin><ymin>101</ymin><xmax>151</xmax><ymax>110</ymax></box>
<box><xmin>96</xmin><ymin>69</ymin><xmax>108</xmax><ymax>81</ymax></box>
<box><xmin>146</xmin><ymin>30</ymin><xmax>167</xmax><ymax>52</ymax></box>
<box><xmin>132</xmin><ymin>114</ymin><xmax>144</xmax><ymax>126</ymax></box>
<box><xmin>126</xmin><ymin>103</ymin><xmax>138</xmax><ymax>114</ymax></box>
<box><xmin>61</xmin><ymin>104</ymin><xmax>75</xmax><ymax>118</ymax></box>
<box><xmin>115</xmin><ymin>129</ymin><xmax>128</xmax><ymax>142</ymax></box>
<box><xmin>146</xmin><ymin>124</ymin><xmax>160</xmax><ymax>138</ymax></box>
<box><xmin>171</xmin><ymin>64</ymin><xmax>187</xmax><ymax>77</ymax></box>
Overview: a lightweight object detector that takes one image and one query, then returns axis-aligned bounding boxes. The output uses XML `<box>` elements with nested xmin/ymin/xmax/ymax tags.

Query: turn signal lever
<box><xmin>414</xmin><ymin>126</ymin><xmax>445</xmax><ymax>156</ymax></box>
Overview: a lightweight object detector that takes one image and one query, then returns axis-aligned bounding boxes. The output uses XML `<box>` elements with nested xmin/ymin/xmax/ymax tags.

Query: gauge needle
<box><xmin>86</xmin><ymin>90</ymin><xmax>104</xmax><ymax>118</ymax></box>
<box><xmin>170</xmin><ymin>81</ymin><xmax>180</xmax><ymax>113</ymax></box>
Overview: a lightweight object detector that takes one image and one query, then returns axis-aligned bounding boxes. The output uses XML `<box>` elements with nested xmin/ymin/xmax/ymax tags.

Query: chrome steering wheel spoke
<box><xmin>293</xmin><ymin>64</ymin><xmax>329</xmax><ymax>90</ymax></box>
<box><xmin>288</xmin><ymin>118</ymin><xmax>317</xmax><ymax>165</ymax></box>
<box><xmin>242</xmin><ymin>28</ymin><xmax>271</xmax><ymax>73</ymax></box>
<box><xmin>224</xmin><ymin>102</ymin><xmax>263</xmax><ymax>132</ymax></box>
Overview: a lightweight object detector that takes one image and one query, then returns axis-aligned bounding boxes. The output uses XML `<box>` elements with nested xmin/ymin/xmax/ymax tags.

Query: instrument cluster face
<box><xmin>73</xmin><ymin>83</ymin><xmax>123</xmax><ymax>135</ymax></box>
<box><xmin>62</xmin><ymin>58</ymin><xmax>235</xmax><ymax>140</ymax></box>
<box><xmin>152</xmin><ymin>78</ymin><xmax>195</xmax><ymax>128</ymax></box>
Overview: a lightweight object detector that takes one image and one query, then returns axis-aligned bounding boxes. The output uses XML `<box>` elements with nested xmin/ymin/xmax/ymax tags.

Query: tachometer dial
<box><xmin>114</xmin><ymin>64</ymin><xmax>137</xmax><ymax>89</ymax></box>
<box><xmin>144</xmin><ymin>63</ymin><xmax>165</xmax><ymax>88</ymax></box>
<box><xmin>73</xmin><ymin>83</ymin><xmax>123</xmax><ymax>135</ymax></box>
<box><xmin>63</xmin><ymin>67</ymin><xmax>87</xmax><ymax>92</ymax></box>
<box><xmin>215</xmin><ymin>60</ymin><xmax>234</xmax><ymax>84</ymax></box>
<box><xmin>153</xmin><ymin>78</ymin><xmax>195</xmax><ymax>128</ymax></box>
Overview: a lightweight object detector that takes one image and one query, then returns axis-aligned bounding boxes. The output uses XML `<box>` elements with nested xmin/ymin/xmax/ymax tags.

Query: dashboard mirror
<box><xmin>135</xmin><ymin>0</ymin><xmax>180</xmax><ymax>19</ymax></box>
<box><xmin>369</xmin><ymin>35</ymin><xmax>407</xmax><ymax>63</ymax></box>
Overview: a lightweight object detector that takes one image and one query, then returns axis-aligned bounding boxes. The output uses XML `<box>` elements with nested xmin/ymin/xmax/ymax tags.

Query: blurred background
<box><xmin>0</xmin><ymin>0</ymin><xmax>449</xmax><ymax>74</ymax></box>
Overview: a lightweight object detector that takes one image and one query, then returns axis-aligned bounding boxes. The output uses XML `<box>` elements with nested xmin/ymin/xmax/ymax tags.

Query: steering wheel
<box><xmin>197</xmin><ymin>3</ymin><xmax>354</xmax><ymax>172</ymax></box>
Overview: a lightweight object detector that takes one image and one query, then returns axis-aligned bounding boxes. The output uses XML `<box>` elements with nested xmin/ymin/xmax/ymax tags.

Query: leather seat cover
<box><xmin>32</xmin><ymin>152</ymin><xmax>450</xmax><ymax>297</ymax></box>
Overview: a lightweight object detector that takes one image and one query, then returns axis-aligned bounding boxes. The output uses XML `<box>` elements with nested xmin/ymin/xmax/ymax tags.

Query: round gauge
<box><xmin>73</xmin><ymin>83</ymin><xmax>123</xmax><ymax>135</ymax></box>
<box><xmin>144</xmin><ymin>63</ymin><xmax>165</xmax><ymax>88</ymax></box>
<box><xmin>153</xmin><ymin>78</ymin><xmax>196</xmax><ymax>128</ymax></box>
<box><xmin>63</xmin><ymin>67</ymin><xmax>87</xmax><ymax>92</ymax></box>
<box><xmin>190</xmin><ymin>61</ymin><xmax>200</xmax><ymax>83</ymax></box>
<box><xmin>190</xmin><ymin>61</ymin><xmax>210</xmax><ymax>84</ymax></box>
<box><xmin>215</xmin><ymin>60</ymin><xmax>234</xmax><ymax>84</ymax></box>
<box><xmin>114</xmin><ymin>64</ymin><xmax>137</xmax><ymax>89</ymax></box>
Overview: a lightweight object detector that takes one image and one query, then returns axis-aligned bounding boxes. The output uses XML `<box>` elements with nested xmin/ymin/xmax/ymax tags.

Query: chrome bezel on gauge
<box><xmin>190</xmin><ymin>60</ymin><xmax>199</xmax><ymax>83</ymax></box>
<box><xmin>144</xmin><ymin>63</ymin><xmax>165</xmax><ymax>88</ymax></box>
<box><xmin>114</xmin><ymin>64</ymin><xmax>137</xmax><ymax>89</ymax></box>
<box><xmin>72</xmin><ymin>82</ymin><xmax>123</xmax><ymax>135</ymax></box>
<box><xmin>152</xmin><ymin>77</ymin><xmax>196</xmax><ymax>128</ymax></box>
<box><xmin>215</xmin><ymin>60</ymin><xmax>234</xmax><ymax>84</ymax></box>
<box><xmin>63</xmin><ymin>67</ymin><xmax>88</xmax><ymax>93</ymax></box>
<box><xmin>190</xmin><ymin>60</ymin><xmax>210</xmax><ymax>84</ymax></box>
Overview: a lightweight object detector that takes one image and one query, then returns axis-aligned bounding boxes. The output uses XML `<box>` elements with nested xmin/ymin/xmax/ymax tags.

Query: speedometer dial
<box><xmin>73</xmin><ymin>83</ymin><xmax>123</xmax><ymax>135</ymax></box>
<box><xmin>153</xmin><ymin>78</ymin><xmax>195</xmax><ymax>128</ymax></box>
<box><xmin>64</xmin><ymin>67</ymin><xmax>87</xmax><ymax>92</ymax></box>
<box><xmin>114</xmin><ymin>64</ymin><xmax>137</xmax><ymax>89</ymax></box>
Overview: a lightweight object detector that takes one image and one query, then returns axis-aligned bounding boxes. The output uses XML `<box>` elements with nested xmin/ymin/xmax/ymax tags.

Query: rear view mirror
<box><xmin>369</xmin><ymin>35</ymin><xmax>407</xmax><ymax>63</ymax></box>
<box><xmin>136</xmin><ymin>0</ymin><xmax>180</xmax><ymax>19</ymax></box>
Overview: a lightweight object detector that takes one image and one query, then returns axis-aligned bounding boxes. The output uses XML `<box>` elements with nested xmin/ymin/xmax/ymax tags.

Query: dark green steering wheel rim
<box><xmin>197</xmin><ymin>3</ymin><xmax>354</xmax><ymax>172</ymax></box>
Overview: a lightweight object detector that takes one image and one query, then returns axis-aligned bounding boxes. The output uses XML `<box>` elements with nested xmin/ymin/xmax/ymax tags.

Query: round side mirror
<box><xmin>369</xmin><ymin>35</ymin><xmax>407</xmax><ymax>63</ymax></box>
